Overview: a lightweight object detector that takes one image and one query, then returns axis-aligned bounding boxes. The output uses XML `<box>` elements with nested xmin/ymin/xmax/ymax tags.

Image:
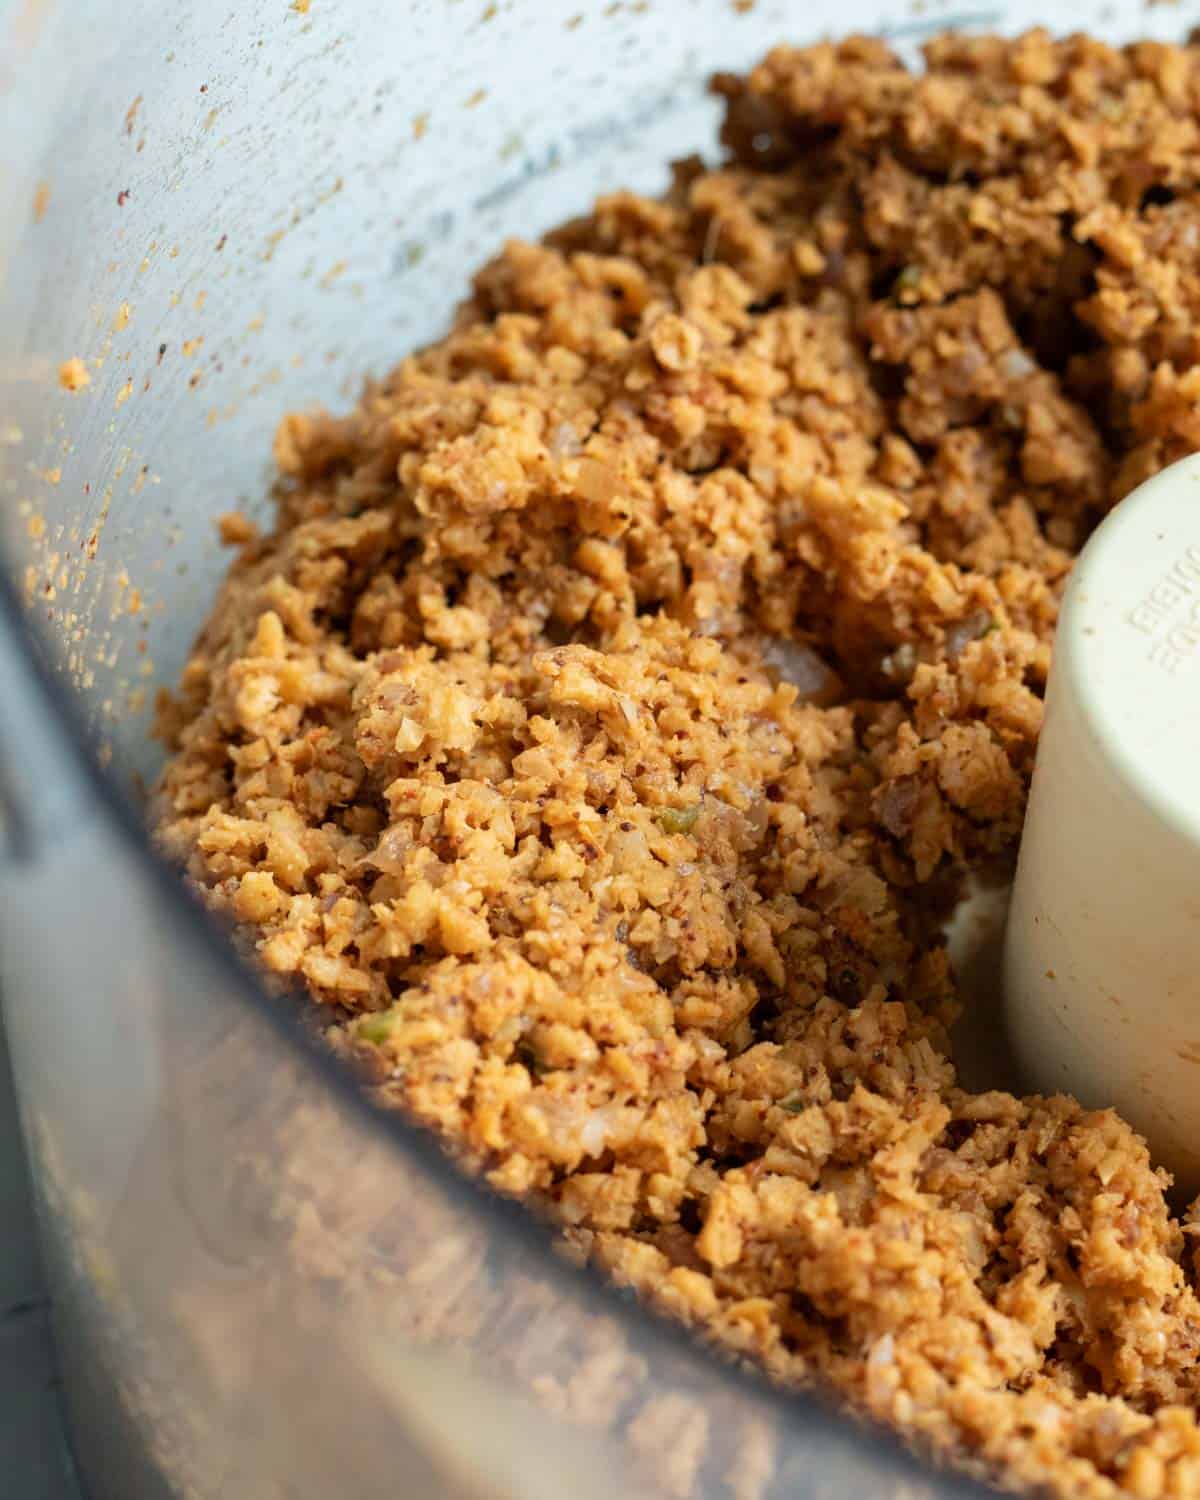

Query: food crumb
<box><xmin>216</xmin><ymin>511</ymin><xmax>258</xmax><ymax>546</ymax></box>
<box><xmin>58</xmin><ymin>358</ymin><xmax>91</xmax><ymax>392</ymax></box>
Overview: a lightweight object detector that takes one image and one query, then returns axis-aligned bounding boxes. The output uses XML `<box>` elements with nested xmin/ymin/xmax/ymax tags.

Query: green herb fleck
<box><xmin>982</xmin><ymin>617</ymin><xmax>1002</xmax><ymax>637</ymax></box>
<box><xmin>357</xmin><ymin>1011</ymin><xmax>397</xmax><ymax>1046</ymax></box>
<box><xmin>658</xmin><ymin>804</ymin><xmax>700</xmax><ymax>835</ymax></box>
<box><xmin>894</xmin><ymin>265</ymin><xmax>923</xmax><ymax>298</ymax></box>
<box><xmin>779</xmin><ymin>1091</ymin><xmax>807</xmax><ymax>1114</ymax></box>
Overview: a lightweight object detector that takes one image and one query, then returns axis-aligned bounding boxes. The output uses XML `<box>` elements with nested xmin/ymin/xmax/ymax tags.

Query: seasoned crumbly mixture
<box><xmin>155</xmin><ymin>31</ymin><xmax>1200</xmax><ymax>1498</ymax></box>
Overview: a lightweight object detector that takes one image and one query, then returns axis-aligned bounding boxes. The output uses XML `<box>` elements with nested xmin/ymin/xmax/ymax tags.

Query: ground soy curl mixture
<box><xmin>155</xmin><ymin>31</ymin><xmax>1200</xmax><ymax>1499</ymax></box>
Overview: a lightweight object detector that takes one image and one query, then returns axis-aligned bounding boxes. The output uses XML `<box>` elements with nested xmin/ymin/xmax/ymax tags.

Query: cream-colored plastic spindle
<box><xmin>1005</xmin><ymin>452</ymin><xmax>1200</xmax><ymax>1194</ymax></box>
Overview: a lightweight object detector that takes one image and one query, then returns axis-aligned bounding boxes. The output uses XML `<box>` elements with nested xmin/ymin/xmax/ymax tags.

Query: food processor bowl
<box><xmin>1</xmin><ymin>2</ymin><xmax>1194</xmax><ymax>1496</ymax></box>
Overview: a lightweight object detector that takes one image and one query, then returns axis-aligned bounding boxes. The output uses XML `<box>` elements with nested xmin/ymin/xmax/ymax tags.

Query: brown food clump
<box><xmin>154</xmin><ymin>30</ymin><xmax>1200</xmax><ymax>1499</ymax></box>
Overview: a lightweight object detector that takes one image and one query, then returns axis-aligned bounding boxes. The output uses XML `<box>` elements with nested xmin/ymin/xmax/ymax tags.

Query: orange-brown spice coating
<box><xmin>155</xmin><ymin>31</ymin><xmax>1200</xmax><ymax>1498</ymax></box>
